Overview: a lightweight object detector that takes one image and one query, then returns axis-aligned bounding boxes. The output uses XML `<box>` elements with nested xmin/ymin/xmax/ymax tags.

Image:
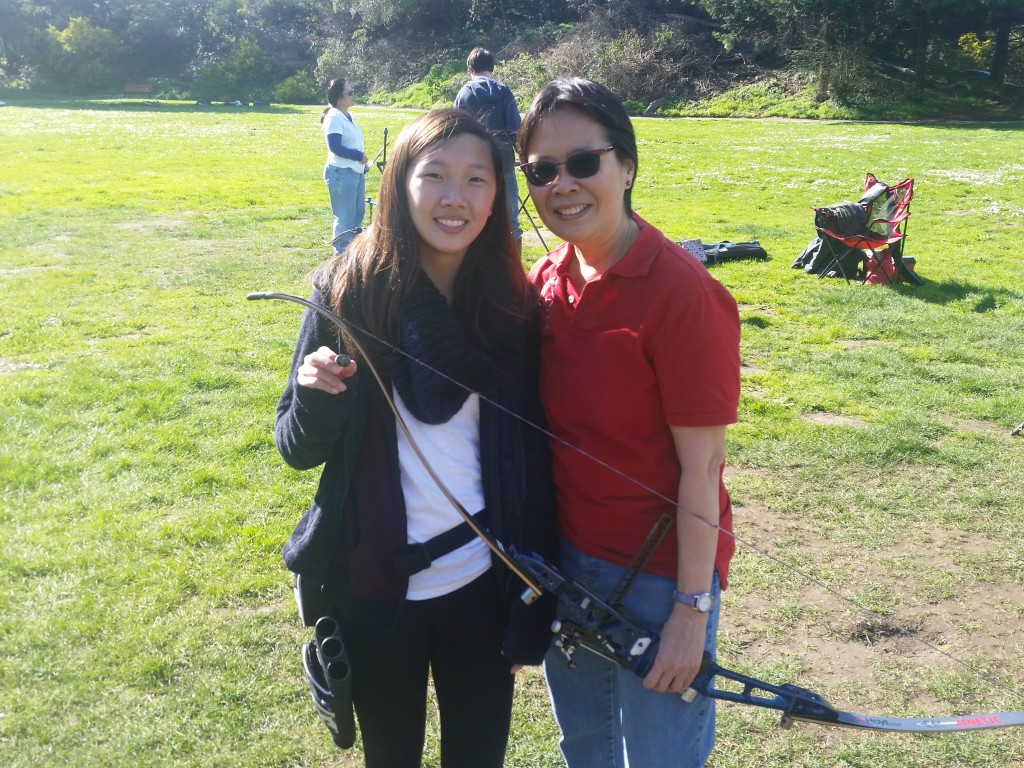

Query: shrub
<box><xmin>317</xmin><ymin>32</ymin><xmax>462</xmax><ymax>97</ymax></box>
<box><xmin>273</xmin><ymin>71</ymin><xmax>321</xmax><ymax>104</ymax></box>
<box><xmin>371</xmin><ymin>81</ymin><xmax>436</xmax><ymax>109</ymax></box>
<box><xmin>538</xmin><ymin>12</ymin><xmax>726</xmax><ymax>105</ymax></box>
<box><xmin>191</xmin><ymin>38</ymin><xmax>279</xmax><ymax>102</ymax></box>
<box><xmin>425</xmin><ymin>60</ymin><xmax>468</xmax><ymax>105</ymax></box>
<box><xmin>150</xmin><ymin>79</ymin><xmax>189</xmax><ymax>100</ymax></box>
<box><xmin>957</xmin><ymin>32</ymin><xmax>993</xmax><ymax>70</ymax></box>
<box><xmin>27</xmin><ymin>17</ymin><xmax>126</xmax><ymax>94</ymax></box>
<box><xmin>494</xmin><ymin>52</ymin><xmax>549</xmax><ymax>110</ymax></box>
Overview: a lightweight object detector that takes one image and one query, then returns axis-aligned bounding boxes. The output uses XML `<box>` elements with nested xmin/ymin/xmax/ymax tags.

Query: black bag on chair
<box><xmin>792</xmin><ymin>235</ymin><xmax>862</xmax><ymax>278</ymax></box>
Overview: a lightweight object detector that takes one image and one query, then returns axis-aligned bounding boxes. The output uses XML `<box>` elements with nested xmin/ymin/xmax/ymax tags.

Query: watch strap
<box><xmin>673</xmin><ymin>590</ymin><xmax>713</xmax><ymax>611</ymax></box>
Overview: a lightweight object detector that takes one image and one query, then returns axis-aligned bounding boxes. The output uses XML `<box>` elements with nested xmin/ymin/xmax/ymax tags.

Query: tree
<box><xmin>986</xmin><ymin>0</ymin><xmax>1024</xmax><ymax>84</ymax></box>
<box><xmin>700</xmin><ymin>0</ymin><xmax>871</xmax><ymax>100</ymax></box>
<box><xmin>191</xmin><ymin>37</ymin><xmax>281</xmax><ymax>100</ymax></box>
<box><xmin>27</xmin><ymin>17</ymin><xmax>127</xmax><ymax>93</ymax></box>
<box><xmin>114</xmin><ymin>1</ymin><xmax>210</xmax><ymax>80</ymax></box>
<box><xmin>0</xmin><ymin>0</ymin><xmax>33</xmax><ymax>81</ymax></box>
<box><xmin>883</xmin><ymin>0</ymin><xmax>985</xmax><ymax>89</ymax></box>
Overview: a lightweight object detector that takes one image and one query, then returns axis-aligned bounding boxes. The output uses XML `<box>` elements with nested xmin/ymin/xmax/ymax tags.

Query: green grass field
<box><xmin>1</xmin><ymin>99</ymin><xmax>1023</xmax><ymax>767</ymax></box>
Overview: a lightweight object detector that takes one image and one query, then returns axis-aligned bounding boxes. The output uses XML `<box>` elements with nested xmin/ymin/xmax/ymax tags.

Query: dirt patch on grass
<box><xmin>0</xmin><ymin>265</ymin><xmax>64</xmax><ymax>276</ymax></box>
<box><xmin>522</xmin><ymin>223</ymin><xmax>559</xmax><ymax>250</ymax></box>
<box><xmin>0</xmin><ymin>359</ymin><xmax>42</xmax><ymax>373</ymax></box>
<box><xmin>723</xmin><ymin>500</ymin><xmax>1023</xmax><ymax>703</ymax></box>
<box><xmin>837</xmin><ymin>338</ymin><xmax>895</xmax><ymax>351</ymax></box>
<box><xmin>116</xmin><ymin>218</ymin><xmax>188</xmax><ymax>230</ymax></box>
<box><xmin>937</xmin><ymin>413</ymin><xmax>1011</xmax><ymax>437</ymax></box>
<box><xmin>801</xmin><ymin>411</ymin><xmax>870</xmax><ymax>428</ymax></box>
<box><xmin>210</xmin><ymin>595</ymin><xmax>292</xmax><ymax>618</ymax></box>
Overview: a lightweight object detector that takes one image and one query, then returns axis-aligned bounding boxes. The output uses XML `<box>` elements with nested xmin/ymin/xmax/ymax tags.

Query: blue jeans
<box><xmin>504</xmin><ymin>167</ymin><xmax>523</xmax><ymax>240</ymax></box>
<box><xmin>324</xmin><ymin>164</ymin><xmax>365</xmax><ymax>253</ymax></box>
<box><xmin>544</xmin><ymin>539</ymin><xmax>721</xmax><ymax>768</ymax></box>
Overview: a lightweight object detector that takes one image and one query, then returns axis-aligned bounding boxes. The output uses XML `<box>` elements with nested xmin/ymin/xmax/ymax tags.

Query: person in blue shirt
<box><xmin>322</xmin><ymin>77</ymin><xmax>369</xmax><ymax>254</ymax></box>
<box><xmin>454</xmin><ymin>48</ymin><xmax>523</xmax><ymax>250</ymax></box>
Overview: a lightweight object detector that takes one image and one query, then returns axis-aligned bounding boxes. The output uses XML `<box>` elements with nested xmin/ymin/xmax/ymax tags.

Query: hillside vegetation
<box><xmin>2</xmin><ymin>1</ymin><xmax>1023</xmax><ymax>119</ymax></box>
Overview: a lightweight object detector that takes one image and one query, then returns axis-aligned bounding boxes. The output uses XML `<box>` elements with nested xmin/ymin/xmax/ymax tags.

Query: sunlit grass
<box><xmin>1</xmin><ymin>100</ymin><xmax>1022</xmax><ymax>766</ymax></box>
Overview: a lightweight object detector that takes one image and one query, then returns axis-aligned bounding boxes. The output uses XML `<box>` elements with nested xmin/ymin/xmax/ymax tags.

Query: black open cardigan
<box><xmin>273</xmin><ymin>285</ymin><xmax>558</xmax><ymax>664</ymax></box>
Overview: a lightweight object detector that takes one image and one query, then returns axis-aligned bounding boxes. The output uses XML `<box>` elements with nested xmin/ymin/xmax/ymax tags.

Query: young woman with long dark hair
<box><xmin>275</xmin><ymin>108</ymin><xmax>556</xmax><ymax>768</ymax></box>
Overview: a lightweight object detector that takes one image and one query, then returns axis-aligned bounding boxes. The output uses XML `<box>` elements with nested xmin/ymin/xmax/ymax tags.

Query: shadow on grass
<box><xmin>889</xmin><ymin>279</ymin><xmax>1024</xmax><ymax>310</ymax></box>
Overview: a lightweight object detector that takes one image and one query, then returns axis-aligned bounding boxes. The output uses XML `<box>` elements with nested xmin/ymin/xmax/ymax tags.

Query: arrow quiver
<box><xmin>301</xmin><ymin>616</ymin><xmax>357</xmax><ymax>749</ymax></box>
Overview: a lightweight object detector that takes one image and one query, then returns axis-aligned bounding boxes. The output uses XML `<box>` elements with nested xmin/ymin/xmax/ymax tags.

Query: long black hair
<box><xmin>318</xmin><ymin>108</ymin><xmax>530</xmax><ymax>354</ymax></box>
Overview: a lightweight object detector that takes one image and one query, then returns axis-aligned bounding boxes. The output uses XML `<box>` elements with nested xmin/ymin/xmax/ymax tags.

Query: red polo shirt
<box><xmin>528</xmin><ymin>216</ymin><xmax>740</xmax><ymax>588</ymax></box>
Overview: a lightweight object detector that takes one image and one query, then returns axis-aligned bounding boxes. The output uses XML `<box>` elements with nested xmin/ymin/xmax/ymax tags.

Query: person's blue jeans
<box><xmin>504</xmin><ymin>167</ymin><xmax>523</xmax><ymax>240</ymax></box>
<box><xmin>544</xmin><ymin>539</ymin><xmax>721</xmax><ymax>768</ymax></box>
<box><xmin>324</xmin><ymin>164</ymin><xmax>366</xmax><ymax>253</ymax></box>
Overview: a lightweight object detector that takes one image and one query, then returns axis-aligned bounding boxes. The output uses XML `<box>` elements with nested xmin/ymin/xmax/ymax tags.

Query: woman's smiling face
<box><xmin>522</xmin><ymin>107</ymin><xmax>634</xmax><ymax>252</ymax></box>
<box><xmin>406</xmin><ymin>133</ymin><xmax>496</xmax><ymax>266</ymax></box>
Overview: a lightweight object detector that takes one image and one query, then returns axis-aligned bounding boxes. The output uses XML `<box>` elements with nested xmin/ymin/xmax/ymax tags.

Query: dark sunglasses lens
<box><xmin>565</xmin><ymin>152</ymin><xmax>602</xmax><ymax>179</ymax></box>
<box><xmin>525</xmin><ymin>161</ymin><xmax>557</xmax><ymax>186</ymax></box>
<box><xmin>523</xmin><ymin>151</ymin><xmax>605</xmax><ymax>186</ymax></box>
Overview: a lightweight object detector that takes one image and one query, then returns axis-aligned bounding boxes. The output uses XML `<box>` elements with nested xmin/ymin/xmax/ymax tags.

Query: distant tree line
<box><xmin>0</xmin><ymin>0</ymin><xmax>1021</xmax><ymax>104</ymax></box>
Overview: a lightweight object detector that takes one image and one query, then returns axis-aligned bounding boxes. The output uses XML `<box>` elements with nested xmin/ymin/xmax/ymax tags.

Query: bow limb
<box><xmin>248</xmin><ymin>291</ymin><xmax>544</xmax><ymax>600</ymax></box>
<box><xmin>685</xmin><ymin>654</ymin><xmax>1024</xmax><ymax>732</ymax></box>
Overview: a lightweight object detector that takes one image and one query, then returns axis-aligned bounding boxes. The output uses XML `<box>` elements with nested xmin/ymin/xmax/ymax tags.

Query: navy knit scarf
<box><xmin>391</xmin><ymin>271</ymin><xmax>520</xmax><ymax>425</ymax></box>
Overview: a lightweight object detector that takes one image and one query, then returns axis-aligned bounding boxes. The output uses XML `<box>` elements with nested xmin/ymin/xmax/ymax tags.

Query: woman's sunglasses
<box><xmin>519</xmin><ymin>146</ymin><xmax>615</xmax><ymax>187</ymax></box>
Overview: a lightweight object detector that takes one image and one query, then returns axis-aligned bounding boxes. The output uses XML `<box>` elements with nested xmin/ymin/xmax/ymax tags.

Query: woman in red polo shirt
<box><xmin>518</xmin><ymin>78</ymin><xmax>741</xmax><ymax>768</ymax></box>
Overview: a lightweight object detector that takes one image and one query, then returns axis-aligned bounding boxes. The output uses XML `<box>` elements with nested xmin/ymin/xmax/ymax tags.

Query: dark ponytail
<box><xmin>321</xmin><ymin>77</ymin><xmax>348</xmax><ymax>123</ymax></box>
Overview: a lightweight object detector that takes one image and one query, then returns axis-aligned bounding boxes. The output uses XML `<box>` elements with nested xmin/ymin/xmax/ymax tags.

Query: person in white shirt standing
<box><xmin>322</xmin><ymin>77</ymin><xmax>369</xmax><ymax>254</ymax></box>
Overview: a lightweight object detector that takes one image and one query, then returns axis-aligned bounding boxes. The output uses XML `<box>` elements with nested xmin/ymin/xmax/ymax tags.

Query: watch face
<box><xmin>675</xmin><ymin>590</ymin><xmax>714</xmax><ymax>612</ymax></box>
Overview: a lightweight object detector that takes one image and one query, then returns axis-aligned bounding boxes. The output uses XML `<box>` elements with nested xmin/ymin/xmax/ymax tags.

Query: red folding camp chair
<box><xmin>812</xmin><ymin>173</ymin><xmax>922</xmax><ymax>285</ymax></box>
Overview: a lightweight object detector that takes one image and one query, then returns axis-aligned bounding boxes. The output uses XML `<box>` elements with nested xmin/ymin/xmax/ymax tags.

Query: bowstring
<box><xmin>255</xmin><ymin>291</ymin><xmax>1024</xmax><ymax>705</ymax></box>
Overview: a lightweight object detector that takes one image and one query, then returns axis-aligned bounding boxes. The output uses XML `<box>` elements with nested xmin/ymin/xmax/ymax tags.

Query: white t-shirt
<box><xmin>322</xmin><ymin>106</ymin><xmax>365</xmax><ymax>172</ymax></box>
<box><xmin>394</xmin><ymin>390</ymin><xmax>492</xmax><ymax>600</ymax></box>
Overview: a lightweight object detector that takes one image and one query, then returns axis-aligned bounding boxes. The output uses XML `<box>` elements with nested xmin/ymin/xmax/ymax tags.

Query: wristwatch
<box><xmin>673</xmin><ymin>590</ymin><xmax>714</xmax><ymax>613</ymax></box>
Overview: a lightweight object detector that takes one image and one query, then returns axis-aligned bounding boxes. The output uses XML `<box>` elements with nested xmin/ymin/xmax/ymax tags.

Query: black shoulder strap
<box><xmin>392</xmin><ymin>510</ymin><xmax>488</xmax><ymax>576</ymax></box>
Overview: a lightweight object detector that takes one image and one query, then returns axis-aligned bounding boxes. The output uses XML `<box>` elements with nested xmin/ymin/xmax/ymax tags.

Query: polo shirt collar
<box><xmin>549</xmin><ymin>213</ymin><xmax>661</xmax><ymax>279</ymax></box>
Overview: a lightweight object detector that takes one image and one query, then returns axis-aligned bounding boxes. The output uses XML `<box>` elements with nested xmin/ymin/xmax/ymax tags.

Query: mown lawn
<box><xmin>1</xmin><ymin>99</ymin><xmax>1022</xmax><ymax>767</ymax></box>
